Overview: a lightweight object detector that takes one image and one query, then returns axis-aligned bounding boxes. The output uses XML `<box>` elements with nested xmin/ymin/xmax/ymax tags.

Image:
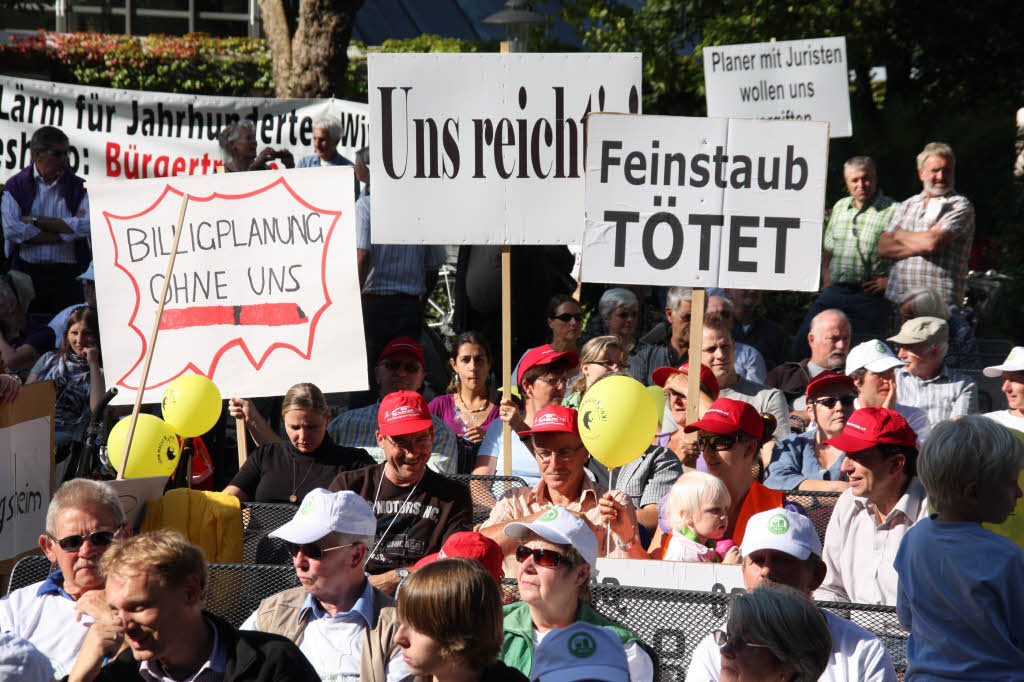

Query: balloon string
<box><xmin>606</xmin><ymin>466</ymin><xmax>616</xmax><ymax>557</ymax></box>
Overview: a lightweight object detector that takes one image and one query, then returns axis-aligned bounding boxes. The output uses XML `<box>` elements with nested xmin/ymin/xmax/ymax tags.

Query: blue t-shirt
<box><xmin>478</xmin><ymin>419</ymin><xmax>540</xmax><ymax>486</ymax></box>
<box><xmin>764</xmin><ymin>430</ymin><xmax>846</xmax><ymax>491</ymax></box>
<box><xmin>894</xmin><ymin>516</ymin><xmax>1024</xmax><ymax>680</ymax></box>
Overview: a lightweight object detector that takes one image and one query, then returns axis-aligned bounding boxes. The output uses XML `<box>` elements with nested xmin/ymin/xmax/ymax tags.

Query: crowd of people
<box><xmin>1</xmin><ymin>123</ymin><xmax>1023</xmax><ymax>680</ymax></box>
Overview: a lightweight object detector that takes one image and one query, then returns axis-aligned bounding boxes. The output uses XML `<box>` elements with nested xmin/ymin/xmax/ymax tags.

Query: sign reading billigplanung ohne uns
<box><xmin>88</xmin><ymin>167</ymin><xmax>366</xmax><ymax>405</ymax></box>
<box><xmin>368</xmin><ymin>53</ymin><xmax>642</xmax><ymax>245</ymax></box>
<box><xmin>703</xmin><ymin>37</ymin><xmax>851</xmax><ymax>138</ymax></box>
<box><xmin>581</xmin><ymin>114</ymin><xmax>828</xmax><ymax>291</ymax></box>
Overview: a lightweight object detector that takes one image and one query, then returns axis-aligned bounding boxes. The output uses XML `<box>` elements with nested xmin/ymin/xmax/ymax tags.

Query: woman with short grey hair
<box><xmin>718</xmin><ymin>583</ymin><xmax>832</xmax><ymax>682</ymax></box>
<box><xmin>218</xmin><ymin>120</ymin><xmax>294</xmax><ymax>172</ymax></box>
<box><xmin>598</xmin><ymin>288</ymin><xmax>641</xmax><ymax>354</ymax></box>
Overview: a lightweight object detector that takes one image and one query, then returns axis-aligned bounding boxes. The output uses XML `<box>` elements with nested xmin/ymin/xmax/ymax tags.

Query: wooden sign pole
<box><xmin>500</xmin><ymin>40</ymin><xmax>513</xmax><ymax>476</ymax></box>
<box><xmin>685</xmin><ymin>288</ymin><xmax>706</xmax><ymax>444</ymax></box>
<box><xmin>117</xmin><ymin>193</ymin><xmax>190</xmax><ymax>480</ymax></box>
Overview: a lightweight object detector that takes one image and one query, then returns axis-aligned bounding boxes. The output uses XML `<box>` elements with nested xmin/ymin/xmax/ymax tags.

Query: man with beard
<box><xmin>686</xmin><ymin>509</ymin><xmax>897</xmax><ymax>682</ymax></box>
<box><xmin>767</xmin><ymin>309</ymin><xmax>852</xmax><ymax>413</ymax></box>
<box><xmin>878</xmin><ymin>143</ymin><xmax>975</xmax><ymax>307</ymax></box>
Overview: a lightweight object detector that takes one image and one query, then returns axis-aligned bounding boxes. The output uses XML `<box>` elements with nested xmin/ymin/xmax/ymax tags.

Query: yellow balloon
<box><xmin>984</xmin><ymin>429</ymin><xmax>1024</xmax><ymax>552</ymax></box>
<box><xmin>161</xmin><ymin>374</ymin><xmax>223</xmax><ymax>438</ymax></box>
<box><xmin>578</xmin><ymin>375</ymin><xmax>657</xmax><ymax>469</ymax></box>
<box><xmin>107</xmin><ymin>414</ymin><xmax>181</xmax><ymax>479</ymax></box>
<box><xmin>646</xmin><ymin>384</ymin><xmax>666</xmax><ymax>429</ymax></box>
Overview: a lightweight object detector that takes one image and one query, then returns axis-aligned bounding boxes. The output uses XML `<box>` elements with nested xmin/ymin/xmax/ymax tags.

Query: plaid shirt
<box><xmin>823</xmin><ymin>193</ymin><xmax>897</xmax><ymax>283</ymax></box>
<box><xmin>883</xmin><ymin>191</ymin><xmax>975</xmax><ymax>304</ymax></box>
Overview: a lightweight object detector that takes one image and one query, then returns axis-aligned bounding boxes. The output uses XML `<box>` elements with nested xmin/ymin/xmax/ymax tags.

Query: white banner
<box><xmin>594</xmin><ymin>557</ymin><xmax>744</xmax><ymax>592</ymax></box>
<box><xmin>704</xmin><ymin>37</ymin><xmax>851</xmax><ymax>138</ymax></box>
<box><xmin>0</xmin><ymin>75</ymin><xmax>369</xmax><ymax>183</ymax></box>
<box><xmin>582</xmin><ymin>114</ymin><xmax>828</xmax><ymax>291</ymax></box>
<box><xmin>369</xmin><ymin>52</ymin><xmax>642</xmax><ymax>245</ymax></box>
<box><xmin>88</xmin><ymin>167</ymin><xmax>366</xmax><ymax>405</ymax></box>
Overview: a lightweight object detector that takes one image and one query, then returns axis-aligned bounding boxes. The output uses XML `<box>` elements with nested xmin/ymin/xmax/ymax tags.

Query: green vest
<box><xmin>499</xmin><ymin>600</ymin><xmax>639</xmax><ymax>676</ymax></box>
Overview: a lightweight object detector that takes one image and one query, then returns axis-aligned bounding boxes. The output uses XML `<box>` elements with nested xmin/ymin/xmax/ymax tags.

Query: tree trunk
<box><xmin>258</xmin><ymin>0</ymin><xmax>365</xmax><ymax>99</ymax></box>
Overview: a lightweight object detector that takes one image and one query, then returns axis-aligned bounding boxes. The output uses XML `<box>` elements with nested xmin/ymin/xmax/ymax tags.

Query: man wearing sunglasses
<box><xmin>0</xmin><ymin>479</ymin><xmax>125</xmax><ymax>678</ymax></box>
<box><xmin>687</xmin><ymin>509</ymin><xmax>897</xmax><ymax>682</ymax></box>
<box><xmin>1</xmin><ymin>126</ymin><xmax>91</xmax><ymax>316</ymax></box>
<box><xmin>764</xmin><ymin>372</ymin><xmax>855</xmax><ymax>493</ymax></box>
<box><xmin>241</xmin><ymin>488</ymin><xmax>411</xmax><ymax>681</ymax></box>
<box><xmin>328</xmin><ymin>336</ymin><xmax>460</xmax><ymax>476</ymax></box>
<box><xmin>815</xmin><ymin>407</ymin><xmax>928</xmax><ymax>606</ymax></box>
<box><xmin>330</xmin><ymin>390</ymin><xmax>472</xmax><ymax>595</ymax></box>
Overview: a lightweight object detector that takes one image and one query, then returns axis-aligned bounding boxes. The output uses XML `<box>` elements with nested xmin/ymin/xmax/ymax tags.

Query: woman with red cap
<box><xmin>651</xmin><ymin>362</ymin><xmax>720</xmax><ymax>468</ymax></box>
<box><xmin>650</xmin><ymin>397</ymin><xmax>787</xmax><ymax>555</ymax></box>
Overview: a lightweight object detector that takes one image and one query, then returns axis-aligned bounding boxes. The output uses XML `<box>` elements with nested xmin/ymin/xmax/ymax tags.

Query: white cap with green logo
<box><xmin>504</xmin><ymin>504</ymin><xmax>599</xmax><ymax>568</ymax></box>
<box><xmin>270</xmin><ymin>488</ymin><xmax>377</xmax><ymax>544</ymax></box>
<box><xmin>740</xmin><ymin>508</ymin><xmax>821</xmax><ymax>560</ymax></box>
<box><xmin>529</xmin><ymin>622</ymin><xmax>629</xmax><ymax>682</ymax></box>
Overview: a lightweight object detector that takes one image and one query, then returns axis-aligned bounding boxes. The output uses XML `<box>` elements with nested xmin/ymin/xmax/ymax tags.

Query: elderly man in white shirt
<box><xmin>241</xmin><ymin>488</ymin><xmax>411</xmax><ymax>682</ymax></box>
<box><xmin>815</xmin><ymin>407</ymin><xmax>929</xmax><ymax>605</ymax></box>
<box><xmin>888</xmin><ymin>317</ymin><xmax>977</xmax><ymax>424</ymax></box>
<box><xmin>687</xmin><ymin>508</ymin><xmax>897</xmax><ymax>682</ymax></box>
<box><xmin>0</xmin><ymin>479</ymin><xmax>125</xmax><ymax>678</ymax></box>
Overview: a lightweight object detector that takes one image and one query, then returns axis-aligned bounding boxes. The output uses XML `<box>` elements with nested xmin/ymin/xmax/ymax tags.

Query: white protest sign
<box><xmin>594</xmin><ymin>557</ymin><xmax>744</xmax><ymax>592</ymax></box>
<box><xmin>369</xmin><ymin>52</ymin><xmax>642</xmax><ymax>245</ymax></box>
<box><xmin>89</xmin><ymin>167</ymin><xmax>365</xmax><ymax>405</ymax></box>
<box><xmin>0</xmin><ymin>383</ymin><xmax>55</xmax><ymax>563</ymax></box>
<box><xmin>0</xmin><ymin>75</ymin><xmax>369</xmax><ymax>183</ymax></box>
<box><xmin>582</xmin><ymin>114</ymin><xmax>828</xmax><ymax>291</ymax></box>
<box><xmin>704</xmin><ymin>37</ymin><xmax>852</xmax><ymax>138</ymax></box>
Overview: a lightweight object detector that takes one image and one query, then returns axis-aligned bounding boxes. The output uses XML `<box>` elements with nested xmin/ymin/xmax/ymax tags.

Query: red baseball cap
<box><xmin>378</xmin><ymin>337</ymin><xmax>424</xmax><ymax>366</ymax></box>
<box><xmin>516</xmin><ymin>344</ymin><xmax>579</xmax><ymax>387</ymax></box>
<box><xmin>520</xmin><ymin>405</ymin><xmax>579</xmax><ymax>437</ymax></box>
<box><xmin>412</xmin><ymin>531</ymin><xmax>505</xmax><ymax>582</ymax></box>
<box><xmin>805</xmin><ymin>370</ymin><xmax>856</xmax><ymax>399</ymax></box>
<box><xmin>683</xmin><ymin>397</ymin><xmax>764</xmax><ymax>440</ymax></box>
<box><xmin>822</xmin><ymin>407</ymin><xmax>916</xmax><ymax>452</ymax></box>
<box><xmin>377</xmin><ymin>390</ymin><xmax>433</xmax><ymax>437</ymax></box>
<box><xmin>652</xmin><ymin>362</ymin><xmax>721</xmax><ymax>399</ymax></box>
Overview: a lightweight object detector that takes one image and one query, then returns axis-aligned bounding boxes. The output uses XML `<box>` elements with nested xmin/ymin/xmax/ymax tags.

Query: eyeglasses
<box><xmin>51</xmin><ymin>529</ymin><xmax>117</xmax><ymax>552</ymax></box>
<box><xmin>551</xmin><ymin>312</ymin><xmax>583</xmax><ymax>323</ymax></box>
<box><xmin>379</xmin><ymin>360</ymin><xmax>423</xmax><ymax>374</ymax></box>
<box><xmin>713</xmin><ymin>630</ymin><xmax>773</xmax><ymax>653</ymax></box>
<box><xmin>285</xmin><ymin>542</ymin><xmax>356</xmax><ymax>561</ymax></box>
<box><xmin>534</xmin><ymin>444</ymin><xmax>585</xmax><ymax>463</ymax></box>
<box><xmin>697</xmin><ymin>433</ymin><xmax>750</xmax><ymax>451</ymax></box>
<box><xmin>515</xmin><ymin>545</ymin><xmax>569</xmax><ymax>568</ymax></box>
<box><xmin>663</xmin><ymin>388</ymin><xmax>686</xmax><ymax>402</ymax></box>
<box><xmin>810</xmin><ymin>395</ymin><xmax>857</xmax><ymax>410</ymax></box>
<box><xmin>386</xmin><ymin>434</ymin><xmax>433</xmax><ymax>452</ymax></box>
<box><xmin>537</xmin><ymin>375</ymin><xmax>567</xmax><ymax>387</ymax></box>
<box><xmin>590</xmin><ymin>360</ymin><xmax>629</xmax><ymax>371</ymax></box>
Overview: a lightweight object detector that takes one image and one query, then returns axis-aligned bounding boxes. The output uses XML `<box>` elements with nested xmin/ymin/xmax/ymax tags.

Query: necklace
<box><xmin>456</xmin><ymin>391</ymin><xmax>491</xmax><ymax>423</ymax></box>
<box><xmin>366</xmin><ymin>466</ymin><xmax>420</xmax><ymax>561</ymax></box>
<box><xmin>289</xmin><ymin>453</ymin><xmax>317</xmax><ymax>504</ymax></box>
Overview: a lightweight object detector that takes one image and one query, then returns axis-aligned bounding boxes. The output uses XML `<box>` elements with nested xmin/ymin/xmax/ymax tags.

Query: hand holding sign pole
<box><xmin>117</xmin><ymin>192</ymin><xmax>190</xmax><ymax>480</ymax></box>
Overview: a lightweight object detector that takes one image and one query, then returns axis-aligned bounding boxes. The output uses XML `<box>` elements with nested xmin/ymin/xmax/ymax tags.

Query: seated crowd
<box><xmin>3</xmin><ymin>139</ymin><xmax>1023</xmax><ymax>681</ymax></box>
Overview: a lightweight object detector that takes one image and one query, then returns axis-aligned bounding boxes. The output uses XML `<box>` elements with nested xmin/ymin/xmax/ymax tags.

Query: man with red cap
<box><xmin>329</xmin><ymin>390</ymin><xmax>472</xmax><ymax>595</ymax></box>
<box><xmin>814</xmin><ymin>407</ymin><xmax>928</xmax><ymax>605</ymax></box>
<box><xmin>764</xmin><ymin>371</ymin><xmax>856</xmax><ymax>492</ymax></box>
<box><xmin>478</xmin><ymin>405</ymin><xmax>648</xmax><ymax>577</ymax></box>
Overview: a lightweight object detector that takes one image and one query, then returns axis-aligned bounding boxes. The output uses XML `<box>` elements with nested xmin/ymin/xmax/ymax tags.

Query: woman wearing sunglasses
<box><xmin>499</xmin><ymin>505</ymin><xmax>654</xmax><ymax>681</ymax></box>
<box><xmin>764</xmin><ymin>372</ymin><xmax>855</xmax><ymax>493</ymax></box>
<box><xmin>546</xmin><ymin>294</ymin><xmax>584</xmax><ymax>359</ymax></box>
<box><xmin>717</xmin><ymin>584</ymin><xmax>832</xmax><ymax>682</ymax></box>
<box><xmin>562</xmin><ymin>336</ymin><xmax>625</xmax><ymax>410</ymax></box>
<box><xmin>651</xmin><ymin>362</ymin><xmax>720</xmax><ymax>468</ymax></box>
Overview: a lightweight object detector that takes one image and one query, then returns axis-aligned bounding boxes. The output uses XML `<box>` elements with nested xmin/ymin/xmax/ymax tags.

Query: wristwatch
<box><xmin>396</xmin><ymin>567</ymin><xmax>410</xmax><ymax>581</ymax></box>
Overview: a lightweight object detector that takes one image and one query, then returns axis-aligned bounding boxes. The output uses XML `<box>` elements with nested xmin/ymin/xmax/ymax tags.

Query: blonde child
<box><xmin>654</xmin><ymin>471</ymin><xmax>741</xmax><ymax>563</ymax></box>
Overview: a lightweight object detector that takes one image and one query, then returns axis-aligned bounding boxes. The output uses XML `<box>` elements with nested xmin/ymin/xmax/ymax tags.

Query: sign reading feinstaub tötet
<box><xmin>369</xmin><ymin>53</ymin><xmax>642</xmax><ymax>245</ymax></box>
<box><xmin>581</xmin><ymin>114</ymin><xmax>828</xmax><ymax>291</ymax></box>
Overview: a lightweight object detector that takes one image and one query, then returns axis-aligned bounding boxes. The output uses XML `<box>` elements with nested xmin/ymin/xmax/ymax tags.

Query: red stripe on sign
<box><xmin>160</xmin><ymin>303</ymin><xmax>308</xmax><ymax>330</ymax></box>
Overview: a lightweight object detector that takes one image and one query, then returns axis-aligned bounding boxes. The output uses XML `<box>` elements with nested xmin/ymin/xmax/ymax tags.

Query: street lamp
<box><xmin>483</xmin><ymin>0</ymin><xmax>549</xmax><ymax>54</ymax></box>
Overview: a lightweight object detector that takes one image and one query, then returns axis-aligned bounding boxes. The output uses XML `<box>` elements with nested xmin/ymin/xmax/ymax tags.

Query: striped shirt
<box><xmin>823</xmin><ymin>193</ymin><xmax>897</xmax><ymax>283</ymax></box>
<box><xmin>893</xmin><ymin>365</ymin><xmax>977</xmax><ymax>425</ymax></box>
<box><xmin>326</xmin><ymin>401</ymin><xmax>459</xmax><ymax>476</ymax></box>
<box><xmin>355</xmin><ymin>194</ymin><xmax>447</xmax><ymax>296</ymax></box>
<box><xmin>0</xmin><ymin>166</ymin><xmax>91</xmax><ymax>264</ymax></box>
<box><xmin>883</xmin><ymin>190</ymin><xmax>975</xmax><ymax>305</ymax></box>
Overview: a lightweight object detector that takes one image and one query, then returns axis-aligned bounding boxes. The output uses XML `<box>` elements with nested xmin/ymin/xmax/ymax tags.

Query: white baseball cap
<box><xmin>270</xmin><ymin>489</ymin><xmax>377</xmax><ymax>544</ymax></box>
<box><xmin>983</xmin><ymin>346</ymin><xmax>1024</xmax><ymax>377</ymax></box>
<box><xmin>741</xmin><ymin>509</ymin><xmax>821</xmax><ymax>560</ymax></box>
<box><xmin>530</xmin><ymin>622</ymin><xmax>629</xmax><ymax>682</ymax></box>
<box><xmin>0</xmin><ymin>633</ymin><xmax>53</xmax><ymax>682</ymax></box>
<box><xmin>504</xmin><ymin>505</ymin><xmax>598</xmax><ymax>568</ymax></box>
<box><xmin>845</xmin><ymin>339</ymin><xmax>904</xmax><ymax>375</ymax></box>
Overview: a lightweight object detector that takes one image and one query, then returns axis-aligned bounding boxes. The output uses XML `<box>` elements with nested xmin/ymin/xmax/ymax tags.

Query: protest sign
<box><xmin>0</xmin><ymin>382</ymin><xmax>55</xmax><ymax>564</ymax></box>
<box><xmin>594</xmin><ymin>557</ymin><xmax>744</xmax><ymax>592</ymax></box>
<box><xmin>369</xmin><ymin>52</ymin><xmax>642</xmax><ymax>245</ymax></box>
<box><xmin>88</xmin><ymin>167</ymin><xmax>365</xmax><ymax>405</ymax></box>
<box><xmin>581</xmin><ymin>114</ymin><xmax>828</xmax><ymax>291</ymax></box>
<box><xmin>704</xmin><ymin>37</ymin><xmax>852</xmax><ymax>138</ymax></box>
<box><xmin>0</xmin><ymin>75</ymin><xmax>368</xmax><ymax>183</ymax></box>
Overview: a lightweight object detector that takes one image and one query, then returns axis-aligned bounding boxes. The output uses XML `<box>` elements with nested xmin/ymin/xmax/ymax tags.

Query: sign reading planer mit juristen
<box><xmin>581</xmin><ymin>114</ymin><xmax>828</xmax><ymax>291</ymax></box>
